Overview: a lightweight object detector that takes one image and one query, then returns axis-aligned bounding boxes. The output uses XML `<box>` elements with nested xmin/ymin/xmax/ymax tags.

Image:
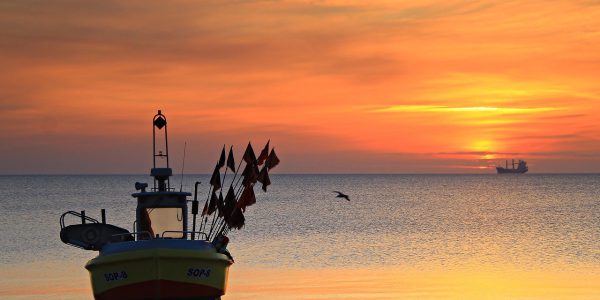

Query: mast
<box><xmin>151</xmin><ymin>110</ymin><xmax>172</xmax><ymax>192</ymax></box>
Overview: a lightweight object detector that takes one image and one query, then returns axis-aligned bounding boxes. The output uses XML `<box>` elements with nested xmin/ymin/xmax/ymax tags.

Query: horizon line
<box><xmin>1</xmin><ymin>172</ymin><xmax>599</xmax><ymax>176</ymax></box>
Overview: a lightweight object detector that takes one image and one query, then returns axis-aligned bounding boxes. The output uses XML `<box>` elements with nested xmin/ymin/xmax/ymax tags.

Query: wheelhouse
<box><xmin>133</xmin><ymin>190</ymin><xmax>190</xmax><ymax>239</ymax></box>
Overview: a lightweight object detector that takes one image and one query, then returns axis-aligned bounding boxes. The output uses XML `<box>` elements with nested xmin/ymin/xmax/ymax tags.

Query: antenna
<box><xmin>180</xmin><ymin>141</ymin><xmax>187</xmax><ymax>192</ymax></box>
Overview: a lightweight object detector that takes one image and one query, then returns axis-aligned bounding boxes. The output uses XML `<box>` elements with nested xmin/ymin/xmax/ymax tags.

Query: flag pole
<box><xmin>212</xmin><ymin>142</ymin><xmax>262</xmax><ymax>240</ymax></box>
<box><xmin>210</xmin><ymin>192</ymin><xmax>231</xmax><ymax>240</ymax></box>
<box><xmin>211</xmin><ymin>175</ymin><xmax>248</xmax><ymax>240</ymax></box>
<box><xmin>213</xmin><ymin>165</ymin><xmax>259</xmax><ymax>238</ymax></box>
<box><xmin>213</xmin><ymin>210</ymin><xmax>232</xmax><ymax>241</ymax></box>
<box><xmin>207</xmin><ymin>208</ymin><xmax>218</xmax><ymax>239</ymax></box>
<box><xmin>212</xmin><ymin>181</ymin><xmax>250</xmax><ymax>240</ymax></box>
<box><xmin>209</xmin><ymin>145</ymin><xmax>246</xmax><ymax>240</ymax></box>
<box><xmin>206</xmin><ymin>152</ymin><xmax>230</xmax><ymax>237</ymax></box>
<box><xmin>206</xmin><ymin>191</ymin><xmax>221</xmax><ymax>238</ymax></box>
<box><xmin>204</xmin><ymin>145</ymin><xmax>231</xmax><ymax>238</ymax></box>
<box><xmin>200</xmin><ymin>161</ymin><xmax>220</xmax><ymax>234</ymax></box>
<box><xmin>231</xmin><ymin>159</ymin><xmax>245</xmax><ymax>188</ymax></box>
<box><xmin>199</xmin><ymin>184</ymin><xmax>213</xmax><ymax>234</ymax></box>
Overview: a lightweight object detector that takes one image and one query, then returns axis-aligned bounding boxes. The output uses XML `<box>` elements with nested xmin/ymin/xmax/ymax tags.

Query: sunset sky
<box><xmin>1</xmin><ymin>0</ymin><xmax>599</xmax><ymax>174</ymax></box>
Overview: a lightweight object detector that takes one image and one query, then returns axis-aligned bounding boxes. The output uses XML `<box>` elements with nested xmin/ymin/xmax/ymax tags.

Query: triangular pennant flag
<box><xmin>216</xmin><ymin>191</ymin><xmax>225</xmax><ymax>217</ymax></box>
<box><xmin>241</xmin><ymin>163</ymin><xmax>250</xmax><ymax>178</ymax></box>
<box><xmin>226</xmin><ymin>146</ymin><xmax>236</xmax><ymax>172</ymax></box>
<box><xmin>209</xmin><ymin>164</ymin><xmax>221</xmax><ymax>191</ymax></box>
<box><xmin>242</xmin><ymin>142</ymin><xmax>257</xmax><ymax>164</ymax></box>
<box><xmin>223</xmin><ymin>186</ymin><xmax>237</xmax><ymax>221</ymax></box>
<box><xmin>266</xmin><ymin>148</ymin><xmax>280</xmax><ymax>170</ymax></box>
<box><xmin>217</xmin><ymin>145</ymin><xmax>226</xmax><ymax>169</ymax></box>
<box><xmin>242</xmin><ymin>162</ymin><xmax>259</xmax><ymax>187</ymax></box>
<box><xmin>236</xmin><ymin>185</ymin><xmax>256</xmax><ymax>212</ymax></box>
<box><xmin>229</xmin><ymin>207</ymin><xmax>245</xmax><ymax>230</ymax></box>
<box><xmin>257</xmin><ymin>140</ymin><xmax>269</xmax><ymax>166</ymax></box>
<box><xmin>201</xmin><ymin>201</ymin><xmax>209</xmax><ymax>216</ymax></box>
<box><xmin>257</xmin><ymin>165</ymin><xmax>271</xmax><ymax>192</ymax></box>
<box><xmin>252</xmin><ymin>163</ymin><xmax>260</xmax><ymax>184</ymax></box>
<box><xmin>208</xmin><ymin>191</ymin><xmax>218</xmax><ymax>215</ymax></box>
<box><xmin>257</xmin><ymin>165</ymin><xmax>267</xmax><ymax>184</ymax></box>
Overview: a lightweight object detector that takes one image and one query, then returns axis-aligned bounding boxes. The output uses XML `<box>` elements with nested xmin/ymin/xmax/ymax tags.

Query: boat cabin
<box><xmin>132</xmin><ymin>169</ymin><xmax>191</xmax><ymax>239</ymax></box>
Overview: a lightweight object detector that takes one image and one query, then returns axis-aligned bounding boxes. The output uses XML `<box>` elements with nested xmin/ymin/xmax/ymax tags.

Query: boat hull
<box><xmin>85</xmin><ymin>240</ymin><xmax>232</xmax><ymax>300</ymax></box>
<box><xmin>496</xmin><ymin>167</ymin><xmax>527</xmax><ymax>174</ymax></box>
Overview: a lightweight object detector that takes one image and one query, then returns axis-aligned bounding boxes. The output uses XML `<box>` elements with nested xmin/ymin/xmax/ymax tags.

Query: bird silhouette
<box><xmin>333</xmin><ymin>191</ymin><xmax>350</xmax><ymax>201</ymax></box>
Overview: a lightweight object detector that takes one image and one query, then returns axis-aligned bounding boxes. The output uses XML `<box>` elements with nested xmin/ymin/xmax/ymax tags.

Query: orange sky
<box><xmin>1</xmin><ymin>0</ymin><xmax>599</xmax><ymax>174</ymax></box>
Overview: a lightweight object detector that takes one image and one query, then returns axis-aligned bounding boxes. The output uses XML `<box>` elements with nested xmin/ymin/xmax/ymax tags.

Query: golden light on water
<box><xmin>225</xmin><ymin>267</ymin><xmax>600</xmax><ymax>300</ymax></box>
<box><xmin>2</xmin><ymin>263</ymin><xmax>598</xmax><ymax>300</ymax></box>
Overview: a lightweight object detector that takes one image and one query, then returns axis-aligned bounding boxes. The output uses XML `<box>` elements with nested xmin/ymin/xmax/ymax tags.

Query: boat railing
<box><xmin>161</xmin><ymin>230</ymin><xmax>208</xmax><ymax>240</ymax></box>
<box><xmin>111</xmin><ymin>231</ymin><xmax>153</xmax><ymax>241</ymax></box>
<box><xmin>108</xmin><ymin>231</ymin><xmax>208</xmax><ymax>241</ymax></box>
<box><xmin>60</xmin><ymin>210</ymin><xmax>99</xmax><ymax>228</ymax></box>
<box><xmin>151</xmin><ymin>187</ymin><xmax>176</xmax><ymax>192</ymax></box>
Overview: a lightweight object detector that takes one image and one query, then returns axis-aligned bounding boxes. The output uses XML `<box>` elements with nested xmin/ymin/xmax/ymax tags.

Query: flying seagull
<box><xmin>333</xmin><ymin>191</ymin><xmax>350</xmax><ymax>201</ymax></box>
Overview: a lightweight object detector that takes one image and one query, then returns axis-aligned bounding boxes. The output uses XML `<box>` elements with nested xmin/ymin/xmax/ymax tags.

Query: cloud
<box><xmin>371</xmin><ymin>105</ymin><xmax>559</xmax><ymax>114</ymax></box>
<box><xmin>0</xmin><ymin>0</ymin><xmax>398</xmax><ymax>80</ymax></box>
<box><xmin>433</xmin><ymin>151</ymin><xmax>521</xmax><ymax>156</ymax></box>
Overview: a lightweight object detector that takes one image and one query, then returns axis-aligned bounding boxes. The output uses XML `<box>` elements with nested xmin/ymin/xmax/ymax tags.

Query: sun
<box><xmin>470</xmin><ymin>140</ymin><xmax>495</xmax><ymax>153</ymax></box>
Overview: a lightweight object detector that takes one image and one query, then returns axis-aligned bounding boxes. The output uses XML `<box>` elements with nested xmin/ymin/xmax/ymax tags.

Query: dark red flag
<box><xmin>207</xmin><ymin>191</ymin><xmax>218</xmax><ymax>215</ymax></box>
<box><xmin>257</xmin><ymin>140</ymin><xmax>269</xmax><ymax>166</ymax></box>
<box><xmin>216</xmin><ymin>191</ymin><xmax>225</xmax><ymax>217</ymax></box>
<box><xmin>217</xmin><ymin>145</ymin><xmax>226</xmax><ymax>169</ymax></box>
<box><xmin>201</xmin><ymin>201</ymin><xmax>209</xmax><ymax>216</ymax></box>
<box><xmin>209</xmin><ymin>164</ymin><xmax>221</xmax><ymax>191</ymax></box>
<box><xmin>242</xmin><ymin>162</ymin><xmax>259</xmax><ymax>187</ymax></box>
<box><xmin>266</xmin><ymin>148</ymin><xmax>280</xmax><ymax>170</ymax></box>
<box><xmin>257</xmin><ymin>165</ymin><xmax>271</xmax><ymax>192</ymax></box>
<box><xmin>226</xmin><ymin>146</ymin><xmax>235</xmax><ymax>172</ymax></box>
<box><xmin>223</xmin><ymin>186</ymin><xmax>237</xmax><ymax>221</ymax></box>
<box><xmin>228</xmin><ymin>207</ymin><xmax>245</xmax><ymax>230</ymax></box>
<box><xmin>236</xmin><ymin>185</ymin><xmax>256</xmax><ymax>212</ymax></box>
<box><xmin>242</xmin><ymin>142</ymin><xmax>257</xmax><ymax>164</ymax></box>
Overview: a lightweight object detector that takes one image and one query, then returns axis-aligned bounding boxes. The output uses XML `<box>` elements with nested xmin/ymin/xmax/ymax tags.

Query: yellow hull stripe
<box><xmin>85</xmin><ymin>248</ymin><xmax>232</xmax><ymax>295</ymax></box>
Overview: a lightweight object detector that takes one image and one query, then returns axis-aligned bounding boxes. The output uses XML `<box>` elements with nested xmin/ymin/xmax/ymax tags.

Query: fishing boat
<box><xmin>496</xmin><ymin>159</ymin><xmax>528</xmax><ymax>174</ymax></box>
<box><xmin>59</xmin><ymin>110</ymin><xmax>279</xmax><ymax>300</ymax></box>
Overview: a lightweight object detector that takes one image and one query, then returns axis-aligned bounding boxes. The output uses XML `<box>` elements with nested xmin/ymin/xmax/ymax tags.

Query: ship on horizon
<box><xmin>496</xmin><ymin>159</ymin><xmax>528</xmax><ymax>174</ymax></box>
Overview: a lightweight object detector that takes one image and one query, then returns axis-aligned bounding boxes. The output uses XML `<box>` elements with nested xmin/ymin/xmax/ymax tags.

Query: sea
<box><xmin>0</xmin><ymin>174</ymin><xmax>599</xmax><ymax>299</ymax></box>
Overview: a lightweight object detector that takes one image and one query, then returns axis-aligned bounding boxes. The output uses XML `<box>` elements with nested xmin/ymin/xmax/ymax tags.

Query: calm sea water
<box><xmin>1</xmin><ymin>174</ymin><xmax>599</xmax><ymax>299</ymax></box>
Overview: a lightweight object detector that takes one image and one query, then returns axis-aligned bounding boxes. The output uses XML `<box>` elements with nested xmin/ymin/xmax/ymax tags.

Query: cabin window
<box><xmin>140</xmin><ymin>207</ymin><xmax>184</xmax><ymax>238</ymax></box>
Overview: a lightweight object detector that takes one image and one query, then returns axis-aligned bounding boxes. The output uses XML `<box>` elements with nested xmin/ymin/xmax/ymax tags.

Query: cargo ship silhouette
<box><xmin>496</xmin><ymin>159</ymin><xmax>528</xmax><ymax>174</ymax></box>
